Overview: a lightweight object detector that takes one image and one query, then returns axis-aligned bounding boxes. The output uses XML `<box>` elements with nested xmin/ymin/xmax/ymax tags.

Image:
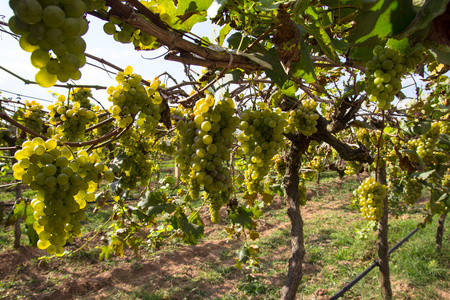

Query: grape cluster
<box><xmin>407</xmin><ymin>122</ymin><xmax>440</xmax><ymax>164</ymax></box>
<box><xmin>14</xmin><ymin>100</ymin><xmax>47</xmax><ymax>137</ymax></box>
<box><xmin>345</xmin><ymin>161</ymin><xmax>361</xmax><ymax>175</ymax></box>
<box><xmin>114</xmin><ymin>129</ymin><xmax>155</xmax><ymax>190</ymax></box>
<box><xmin>365</xmin><ymin>45</ymin><xmax>424</xmax><ymax>109</ymax></box>
<box><xmin>175</xmin><ymin>96</ymin><xmax>238</xmax><ymax>222</ymax></box>
<box><xmin>273</xmin><ymin>154</ymin><xmax>286</xmax><ymax>177</ymax></box>
<box><xmin>102</xmin><ymin>4</ymin><xmax>166</xmax><ymax>50</ymax></box>
<box><xmin>107</xmin><ymin>67</ymin><xmax>162</xmax><ymax>136</ymax></box>
<box><xmin>69</xmin><ymin>87</ymin><xmax>94</xmax><ymax>109</ymax></box>
<box><xmin>8</xmin><ymin>0</ymin><xmax>89</xmax><ymax>87</ymax></box>
<box><xmin>237</xmin><ymin>103</ymin><xmax>287</xmax><ymax>194</ymax></box>
<box><xmin>13</xmin><ymin>137</ymin><xmax>113</xmax><ymax>254</ymax></box>
<box><xmin>48</xmin><ymin>94</ymin><xmax>97</xmax><ymax>141</ymax></box>
<box><xmin>308</xmin><ymin>156</ymin><xmax>324</xmax><ymax>172</ymax></box>
<box><xmin>285</xmin><ymin>99</ymin><xmax>319</xmax><ymax>136</ymax></box>
<box><xmin>402</xmin><ymin>177</ymin><xmax>423</xmax><ymax>205</ymax></box>
<box><xmin>354</xmin><ymin>177</ymin><xmax>387</xmax><ymax>222</ymax></box>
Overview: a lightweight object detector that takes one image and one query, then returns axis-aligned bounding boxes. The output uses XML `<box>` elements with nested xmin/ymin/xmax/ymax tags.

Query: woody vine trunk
<box><xmin>281</xmin><ymin>135</ymin><xmax>310</xmax><ymax>300</ymax></box>
<box><xmin>377</xmin><ymin>161</ymin><xmax>393</xmax><ymax>300</ymax></box>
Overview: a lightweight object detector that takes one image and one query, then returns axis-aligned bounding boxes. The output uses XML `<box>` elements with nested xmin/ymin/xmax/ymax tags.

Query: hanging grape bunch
<box><xmin>402</xmin><ymin>177</ymin><xmax>423</xmax><ymax>206</ymax></box>
<box><xmin>365</xmin><ymin>45</ymin><xmax>424</xmax><ymax>109</ymax></box>
<box><xmin>238</xmin><ymin>103</ymin><xmax>287</xmax><ymax>194</ymax></box>
<box><xmin>107</xmin><ymin>66</ymin><xmax>163</xmax><ymax>136</ymax></box>
<box><xmin>406</xmin><ymin>122</ymin><xmax>441</xmax><ymax>164</ymax></box>
<box><xmin>102</xmin><ymin>2</ymin><xmax>168</xmax><ymax>50</ymax></box>
<box><xmin>47</xmin><ymin>92</ymin><xmax>97</xmax><ymax>142</ymax></box>
<box><xmin>114</xmin><ymin>129</ymin><xmax>156</xmax><ymax>190</ymax></box>
<box><xmin>175</xmin><ymin>96</ymin><xmax>239</xmax><ymax>223</ymax></box>
<box><xmin>285</xmin><ymin>98</ymin><xmax>319</xmax><ymax>136</ymax></box>
<box><xmin>12</xmin><ymin>137</ymin><xmax>114</xmax><ymax>255</ymax></box>
<box><xmin>14</xmin><ymin>100</ymin><xmax>47</xmax><ymax>137</ymax></box>
<box><xmin>354</xmin><ymin>177</ymin><xmax>387</xmax><ymax>222</ymax></box>
<box><xmin>8</xmin><ymin>0</ymin><xmax>90</xmax><ymax>87</ymax></box>
<box><xmin>345</xmin><ymin>161</ymin><xmax>361</xmax><ymax>175</ymax></box>
<box><xmin>273</xmin><ymin>154</ymin><xmax>286</xmax><ymax>177</ymax></box>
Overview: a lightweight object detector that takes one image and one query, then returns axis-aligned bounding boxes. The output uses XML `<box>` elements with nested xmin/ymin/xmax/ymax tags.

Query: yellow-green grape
<box><xmin>10</xmin><ymin>0</ymin><xmax>89</xmax><ymax>86</ymax></box>
<box><xmin>175</xmin><ymin>96</ymin><xmax>238</xmax><ymax>219</ymax></box>
<box><xmin>107</xmin><ymin>15</ymin><xmax>159</xmax><ymax>49</ymax></box>
<box><xmin>47</xmin><ymin>93</ymin><xmax>97</xmax><ymax>142</ymax></box>
<box><xmin>301</xmin><ymin>170</ymin><xmax>316</xmax><ymax>181</ymax></box>
<box><xmin>345</xmin><ymin>161</ymin><xmax>361</xmax><ymax>175</ymax></box>
<box><xmin>299</xmin><ymin>180</ymin><xmax>307</xmax><ymax>206</ymax></box>
<box><xmin>308</xmin><ymin>156</ymin><xmax>324</xmax><ymax>172</ymax></box>
<box><xmin>13</xmin><ymin>137</ymin><xmax>111</xmax><ymax>255</ymax></box>
<box><xmin>238</xmin><ymin>104</ymin><xmax>287</xmax><ymax>194</ymax></box>
<box><xmin>113</xmin><ymin>129</ymin><xmax>155</xmax><ymax>190</ymax></box>
<box><xmin>14</xmin><ymin>100</ymin><xmax>47</xmax><ymax>137</ymax></box>
<box><xmin>406</xmin><ymin>122</ymin><xmax>440</xmax><ymax>164</ymax></box>
<box><xmin>208</xmin><ymin>193</ymin><xmax>222</xmax><ymax>224</ymax></box>
<box><xmin>189</xmin><ymin>170</ymin><xmax>200</xmax><ymax>199</ymax></box>
<box><xmin>443</xmin><ymin>174</ymin><xmax>450</xmax><ymax>189</ymax></box>
<box><xmin>365</xmin><ymin>46</ymin><xmax>424</xmax><ymax>109</ymax></box>
<box><xmin>355</xmin><ymin>177</ymin><xmax>387</xmax><ymax>222</ymax></box>
<box><xmin>273</xmin><ymin>154</ymin><xmax>286</xmax><ymax>177</ymax></box>
<box><xmin>107</xmin><ymin>68</ymin><xmax>162</xmax><ymax>136</ymax></box>
<box><xmin>285</xmin><ymin>98</ymin><xmax>319</xmax><ymax>136</ymax></box>
<box><xmin>69</xmin><ymin>87</ymin><xmax>94</xmax><ymax>109</ymax></box>
<box><xmin>402</xmin><ymin>177</ymin><xmax>423</xmax><ymax>205</ymax></box>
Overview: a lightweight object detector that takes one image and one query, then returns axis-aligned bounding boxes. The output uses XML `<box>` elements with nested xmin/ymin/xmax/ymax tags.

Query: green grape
<box><xmin>13</xmin><ymin>137</ymin><xmax>113</xmax><ymax>255</ymax></box>
<box><xmin>365</xmin><ymin>46</ymin><xmax>424</xmax><ymax>109</ymax></box>
<box><xmin>175</xmin><ymin>96</ymin><xmax>237</xmax><ymax>222</ymax></box>
<box><xmin>354</xmin><ymin>177</ymin><xmax>387</xmax><ymax>222</ymax></box>
<box><xmin>107</xmin><ymin>68</ymin><xmax>163</xmax><ymax>136</ymax></box>
<box><xmin>238</xmin><ymin>104</ymin><xmax>286</xmax><ymax>194</ymax></box>
<box><xmin>47</xmin><ymin>91</ymin><xmax>97</xmax><ymax>142</ymax></box>
<box><xmin>285</xmin><ymin>98</ymin><xmax>319</xmax><ymax>136</ymax></box>
<box><xmin>299</xmin><ymin>180</ymin><xmax>307</xmax><ymax>206</ymax></box>
<box><xmin>402</xmin><ymin>177</ymin><xmax>423</xmax><ymax>205</ymax></box>
<box><xmin>10</xmin><ymin>0</ymin><xmax>90</xmax><ymax>87</ymax></box>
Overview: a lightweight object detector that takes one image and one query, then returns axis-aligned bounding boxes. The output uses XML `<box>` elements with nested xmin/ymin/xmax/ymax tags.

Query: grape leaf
<box><xmin>396</xmin><ymin>0</ymin><xmax>450</xmax><ymax>39</ymax></box>
<box><xmin>348</xmin><ymin>0</ymin><xmax>417</xmax><ymax>46</ymax></box>
<box><xmin>411</xmin><ymin>170</ymin><xmax>435</xmax><ymax>180</ymax></box>
<box><xmin>290</xmin><ymin>40</ymin><xmax>316</xmax><ymax>83</ymax></box>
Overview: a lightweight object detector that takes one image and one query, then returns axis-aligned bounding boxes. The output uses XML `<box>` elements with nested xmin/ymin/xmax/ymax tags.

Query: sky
<box><xmin>0</xmin><ymin>2</ymin><xmax>425</xmax><ymax>112</ymax></box>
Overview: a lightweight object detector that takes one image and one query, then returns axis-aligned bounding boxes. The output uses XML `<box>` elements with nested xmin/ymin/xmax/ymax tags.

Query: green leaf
<box><xmin>290</xmin><ymin>40</ymin><xmax>316</xmax><ymax>83</ymax></box>
<box><xmin>259</xmin><ymin>48</ymin><xmax>289</xmax><ymax>87</ymax></box>
<box><xmin>386</xmin><ymin>38</ymin><xmax>423</xmax><ymax>55</ymax></box>
<box><xmin>348</xmin><ymin>0</ymin><xmax>417</xmax><ymax>46</ymax></box>
<box><xmin>298</xmin><ymin>20</ymin><xmax>339</xmax><ymax>62</ymax></box>
<box><xmin>138</xmin><ymin>191</ymin><xmax>164</xmax><ymax>210</ymax></box>
<box><xmin>411</xmin><ymin>170</ymin><xmax>435</xmax><ymax>180</ymax></box>
<box><xmin>175</xmin><ymin>0</ymin><xmax>214</xmax><ymax>31</ymax></box>
<box><xmin>396</xmin><ymin>0</ymin><xmax>450</xmax><ymax>39</ymax></box>
<box><xmin>218</xmin><ymin>23</ymin><xmax>232</xmax><ymax>46</ymax></box>
<box><xmin>25</xmin><ymin>224</ymin><xmax>38</xmax><ymax>247</ymax></box>
<box><xmin>238</xmin><ymin>246</ymin><xmax>250</xmax><ymax>263</ymax></box>
<box><xmin>349</xmin><ymin>46</ymin><xmax>377</xmax><ymax>61</ymax></box>
<box><xmin>229</xmin><ymin>207</ymin><xmax>255</xmax><ymax>229</ymax></box>
<box><xmin>5</xmin><ymin>200</ymin><xmax>27</xmax><ymax>227</ymax></box>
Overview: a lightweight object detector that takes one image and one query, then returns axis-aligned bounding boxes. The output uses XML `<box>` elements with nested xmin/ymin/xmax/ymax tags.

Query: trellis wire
<box><xmin>329</xmin><ymin>227</ymin><xmax>420</xmax><ymax>300</ymax></box>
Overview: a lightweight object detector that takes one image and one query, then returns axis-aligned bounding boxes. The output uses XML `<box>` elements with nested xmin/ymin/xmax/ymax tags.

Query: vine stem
<box><xmin>375</xmin><ymin>110</ymin><xmax>385</xmax><ymax>182</ymax></box>
<box><xmin>178</xmin><ymin>53</ymin><xmax>234</xmax><ymax>105</ymax></box>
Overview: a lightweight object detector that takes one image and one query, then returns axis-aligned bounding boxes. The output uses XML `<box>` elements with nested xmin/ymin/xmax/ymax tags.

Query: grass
<box><xmin>0</xmin><ymin>172</ymin><xmax>448</xmax><ymax>299</ymax></box>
